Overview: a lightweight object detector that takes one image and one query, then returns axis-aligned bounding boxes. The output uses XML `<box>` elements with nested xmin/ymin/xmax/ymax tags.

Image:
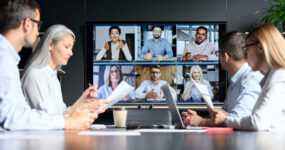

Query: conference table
<box><xmin>0</xmin><ymin>127</ymin><xmax>284</xmax><ymax>150</ymax></box>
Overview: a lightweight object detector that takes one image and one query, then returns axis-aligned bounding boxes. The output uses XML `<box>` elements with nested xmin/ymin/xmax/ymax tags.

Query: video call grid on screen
<box><xmin>85</xmin><ymin>22</ymin><xmax>227</xmax><ymax>104</ymax></box>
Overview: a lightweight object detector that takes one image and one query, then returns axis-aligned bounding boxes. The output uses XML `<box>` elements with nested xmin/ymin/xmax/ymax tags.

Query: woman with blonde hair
<box><xmin>182</xmin><ymin>65</ymin><xmax>213</xmax><ymax>102</ymax></box>
<box><xmin>213</xmin><ymin>23</ymin><xmax>285</xmax><ymax>131</ymax></box>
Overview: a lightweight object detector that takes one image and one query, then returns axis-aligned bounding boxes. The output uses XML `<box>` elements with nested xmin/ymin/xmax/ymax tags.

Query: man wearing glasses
<box><xmin>182</xmin><ymin>26</ymin><xmax>218</xmax><ymax>61</ymax></box>
<box><xmin>182</xmin><ymin>31</ymin><xmax>263</xmax><ymax>127</ymax></box>
<box><xmin>139</xmin><ymin>26</ymin><xmax>173</xmax><ymax>60</ymax></box>
<box><xmin>135</xmin><ymin>65</ymin><xmax>177</xmax><ymax>100</ymax></box>
<box><xmin>0</xmin><ymin>0</ymin><xmax>97</xmax><ymax>130</ymax></box>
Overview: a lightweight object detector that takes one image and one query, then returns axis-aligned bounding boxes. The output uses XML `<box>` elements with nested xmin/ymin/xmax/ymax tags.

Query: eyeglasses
<box><xmin>30</xmin><ymin>18</ymin><xmax>43</xmax><ymax>30</ymax></box>
<box><xmin>18</xmin><ymin>18</ymin><xmax>43</xmax><ymax>30</ymax></box>
<box><xmin>151</xmin><ymin>71</ymin><xmax>160</xmax><ymax>74</ymax></box>
<box><xmin>110</xmin><ymin>70</ymin><xmax>120</xmax><ymax>74</ymax></box>
<box><xmin>153</xmin><ymin>29</ymin><xmax>162</xmax><ymax>33</ymax></box>
<box><xmin>215</xmin><ymin>50</ymin><xmax>225</xmax><ymax>57</ymax></box>
<box><xmin>242</xmin><ymin>42</ymin><xmax>259</xmax><ymax>56</ymax></box>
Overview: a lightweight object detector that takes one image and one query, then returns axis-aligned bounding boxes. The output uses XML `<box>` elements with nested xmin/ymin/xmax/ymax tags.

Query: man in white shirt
<box><xmin>0</xmin><ymin>0</ymin><xmax>106</xmax><ymax>130</ymax></box>
<box><xmin>135</xmin><ymin>65</ymin><xmax>177</xmax><ymax>101</ymax></box>
<box><xmin>181</xmin><ymin>26</ymin><xmax>218</xmax><ymax>61</ymax></box>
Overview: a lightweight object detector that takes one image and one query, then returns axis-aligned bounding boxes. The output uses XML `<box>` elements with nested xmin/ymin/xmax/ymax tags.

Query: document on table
<box><xmin>95</xmin><ymin>81</ymin><xmax>134</xmax><ymax>114</ymax></box>
<box><xmin>136</xmin><ymin>129</ymin><xmax>207</xmax><ymax>133</ymax></box>
<box><xmin>79</xmin><ymin>131</ymin><xmax>141</xmax><ymax>136</ymax></box>
<box><xmin>192</xmin><ymin>79</ymin><xmax>214</xmax><ymax>109</ymax></box>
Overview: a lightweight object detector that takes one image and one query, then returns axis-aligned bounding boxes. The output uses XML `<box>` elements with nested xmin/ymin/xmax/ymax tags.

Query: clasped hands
<box><xmin>181</xmin><ymin>107</ymin><xmax>227</xmax><ymax>127</ymax></box>
<box><xmin>181</xmin><ymin>52</ymin><xmax>208</xmax><ymax>61</ymax></box>
<box><xmin>145</xmin><ymin>88</ymin><xmax>164</xmax><ymax>100</ymax></box>
<box><xmin>144</xmin><ymin>52</ymin><xmax>166</xmax><ymax>60</ymax></box>
<box><xmin>104</xmin><ymin>40</ymin><xmax>124</xmax><ymax>50</ymax></box>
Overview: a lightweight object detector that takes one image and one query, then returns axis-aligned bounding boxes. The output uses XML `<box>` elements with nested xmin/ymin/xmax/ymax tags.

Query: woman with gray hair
<box><xmin>21</xmin><ymin>24</ymin><xmax>109</xmax><ymax>115</ymax></box>
<box><xmin>182</xmin><ymin>65</ymin><xmax>213</xmax><ymax>102</ymax></box>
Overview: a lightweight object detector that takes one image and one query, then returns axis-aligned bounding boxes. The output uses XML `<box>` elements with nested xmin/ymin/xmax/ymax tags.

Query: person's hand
<box><xmin>192</xmin><ymin>54</ymin><xmax>208</xmax><ymax>61</ymax></box>
<box><xmin>66</xmin><ymin>85</ymin><xmax>98</xmax><ymax>115</ymax></box>
<box><xmin>158</xmin><ymin>88</ymin><xmax>164</xmax><ymax>99</ymax></box>
<box><xmin>104</xmin><ymin>40</ymin><xmax>110</xmax><ymax>50</ymax></box>
<box><xmin>156</xmin><ymin>55</ymin><xmax>166</xmax><ymax>60</ymax></box>
<box><xmin>181</xmin><ymin>52</ymin><xmax>191</xmax><ymax>61</ymax></box>
<box><xmin>143</xmin><ymin>52</ymin><xmax>153</xmax><ymax>60</ymax></box>
<box><xmin>78</xmin><ymin>84</ymin><xmax>98</xmax><ymax>103</ymax></box>
<box><xmin>211</xmin><ymin>108</ymin><xmax>227</xmax><ymax>126</ymax></box>
<box><xmin>116</xmin><ymin>40</ymin><xmax>124</xmax><ymax>50</ymax></box>
<box><xmin>122</xmin><ymin>95</ymin><xmax>131</xmax><ymax>101</ymax></box>
<box><xmin>184</xmin><ymin>109</ymin><xmax>203</xmax><ymax>126</ymax></box>
<box><xmin>145</xmin><ymin>89</ymin><xmax>158</xmax><ymax>99</ymax></box>
<box><xmin>188</xmin><ymin>109</ymin><xmax>204</xmax><ymax>126</ymax></box>
<box><xmin>181</xmin><ymin>110</ymin><xmax>191</xmax><ymax>126</ymax></box>
<box><xmin>79</xmin><ymin>99</ymin><xmax>110</xmax><ymax>114</ymax></box>
<box><xmin>64</xmin><ymin>109</ymin><xmax>98</xmax><ymax>130</ymax></box>
<box><xmin>89</xmin><ymin>84</ymin><xmax>97</xmax><ymax>98</ymax></box>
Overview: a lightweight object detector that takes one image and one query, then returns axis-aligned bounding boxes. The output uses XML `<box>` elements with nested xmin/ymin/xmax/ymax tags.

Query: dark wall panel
<box><xmin>37</xmin><ymin>0</ymin><xmax>86</xmax><ymax>106</ymax></box>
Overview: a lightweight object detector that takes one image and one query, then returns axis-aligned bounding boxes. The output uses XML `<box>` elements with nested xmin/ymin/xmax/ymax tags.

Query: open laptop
<box><xmin>161</xmin><ymin>84</ymin><xmax>185</xmax><ymax>129</ymax></box>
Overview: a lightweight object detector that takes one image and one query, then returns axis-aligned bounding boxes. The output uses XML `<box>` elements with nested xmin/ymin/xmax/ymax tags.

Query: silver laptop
<box><xmin>161</xmin><ymin>84</ymin><xmax>185</xmax><ymax>129</ymax></box>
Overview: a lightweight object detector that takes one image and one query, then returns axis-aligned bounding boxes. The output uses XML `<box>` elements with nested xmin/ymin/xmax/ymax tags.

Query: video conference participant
<box><xmin>135</xmin><ymin>65</ymin><xmax>177</xmax><ymax>100</ymax></box>
<box><xmin>96</xmin><ymin>26</ymin><xmax>132</xmax><ymax>61</ymax></box>
<box><xmin>0</xmin><ymin>0</ymin><xmax>98</xmax><ymax>130</ymax></box>
<box><xmin>182</xmin><ymin>31</ymin><xmax>263</xmax><ymax>127</ymax></box>
<box><xmin>97</xmin><ymin>65</ymin><xmax>135</xmax><ymax>101</ymax></box>
<box><xmin>182</xmin><ymin>65</ymin><xmax>213</xmax><ymax>102</ymax></box>
<box><xmin>181</xmin><ymin>26</ymin><xmax>218</xmax><ymax>61</ymax></box>
<box><xmin>139</xmin><ymin>26</ymin><xmax>173</xmax><ymax>60</ymax></box>
<box><xmin>212</xmin><ymin>24</ymin><xmax>285</xmax><ymax>131</ymax></box>
<box><xmin>21</xmin><ymin>24</ymin><xmax>109</xmax><ymax>114</ymax></box>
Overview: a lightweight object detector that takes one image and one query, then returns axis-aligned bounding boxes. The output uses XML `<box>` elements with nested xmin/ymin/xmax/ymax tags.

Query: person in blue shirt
<box><xmin>97</xmin><ymin>65</ymin><xmax>135</xmax><ymax>101</ymax></box>
<box><xmin>135</xmin><ymin>65</ymin><xmax>177</xmax><ymax>101</ymax></box>
<box><xmin>182</xmin><ymin>65</ymin><xmax>213</xmax><ymax>102</ymax></box>
<box><xmin>182</xmin><ymin>31</ymin><xmax>263</xmax><ymax>127</ymax></box>
<box><xmin>0</xmin><ymin>0</ymin><xmax>105</xmax><ymax>130</ymax></box>
<box><xmin>139</xmin><ymin>26</ymin><xmax>173</xmax><ymax>60</ymax></box>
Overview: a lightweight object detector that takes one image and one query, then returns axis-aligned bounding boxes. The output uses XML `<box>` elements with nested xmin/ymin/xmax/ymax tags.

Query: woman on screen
<box><xmin>96</xmin><ymin>26</ymin><xmax>132</xmax><ymax>61</ymax></box>
<box><xmin>212</xmin><ymin>23</ymin><xmax>285</xmax><ymax>131</ymax></box>
<box><xmin>182</xmin><ymin>65</ymin><xmax>213</xmax><ymax>102</ymax></box>
<box><xmin>21</xmin><ymin>24</ymin><xmax>109</xmax><ymax>114</ymax></box>
<box><xmin>97</xmin><ymin>65</ymin><xmax>135</xmax><ymax>101</ymax></box>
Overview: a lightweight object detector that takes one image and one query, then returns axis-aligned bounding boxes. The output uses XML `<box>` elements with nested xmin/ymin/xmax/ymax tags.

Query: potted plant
<box><xmin>256</xmin><ymin>0</ymin><xmax>285</xmax><ymax>31</ymax></box>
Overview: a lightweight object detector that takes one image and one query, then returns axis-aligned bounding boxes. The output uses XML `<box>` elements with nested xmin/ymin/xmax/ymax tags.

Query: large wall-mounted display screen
<box><xmin>85</xmin><ymin>22</ymin><xmax>227</xmax><ymax>104</ymax></box>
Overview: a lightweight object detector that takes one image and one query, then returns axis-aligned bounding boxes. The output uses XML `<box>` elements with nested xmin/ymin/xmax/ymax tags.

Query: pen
<box><xmin>88</xmin><ymin>83</ymin><xmax>92</xmax><ymax>87</ymax></box>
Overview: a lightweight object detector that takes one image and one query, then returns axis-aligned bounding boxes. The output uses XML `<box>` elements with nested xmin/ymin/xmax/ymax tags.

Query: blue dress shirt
<box><xmin>139</xmin><ymin>38</ymin><xmax>173</xmax><ymax>59</ymax></box>
<box><xmin>222</xmin><ymin>63</ymin><xmax>263</xmax><ymax>117</ymax></box>
<box><xmin>135</xmin><ymin>80</ymin><xmax>177</xmax><ymax>101</ymax></box>
<box><xmin>97</xmin><ymin>85</ymin><xmax>135</xmax><ymax>100</ymax></box>
<box><xmin>0</xmin><ymin>34</ymin><xmax>64</xmax><ymax>130</ymax></box>
<box><xmin>183</xmin><ymin>80</ymin><xmax>213</xmax><ymax>102</ymax></box>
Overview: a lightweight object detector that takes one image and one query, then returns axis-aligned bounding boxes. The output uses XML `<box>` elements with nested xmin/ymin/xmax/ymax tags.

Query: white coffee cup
<box><xmin>113</xmin><ymin>108</ymin><xmax>128</xmax><ymax>128</ymax></box>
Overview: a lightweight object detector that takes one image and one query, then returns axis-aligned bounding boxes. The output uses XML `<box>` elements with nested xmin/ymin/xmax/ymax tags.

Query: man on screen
<box><xmin>182</xmin><ymin>31</ymin><xmax>263</xmax><ymax>127</ymax></box>
<box><xmin>181</xmin><ymin>26</ymin><xmax>218</xmax><ymax>61</ymax></box>
<box><xmin>135</xmin><ymin>65</ymin><xmax>176</xmax><ymax>100</ymax></box>
<box><xmin>139</xmin><ymin>26</ymin><xmax>173</xmax><ymax>60</ymax></box>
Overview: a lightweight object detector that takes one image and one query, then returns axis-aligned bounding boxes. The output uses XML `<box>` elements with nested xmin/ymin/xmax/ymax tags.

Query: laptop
<box><xmin>162</xmin><ymin>84</ymin><xmax>232</xmax><ymax>132</ymax></box>
<box><xmin>161</xmin><ymin>84</ymin><xmax>185</xmax><ymax>129</ymax></box>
